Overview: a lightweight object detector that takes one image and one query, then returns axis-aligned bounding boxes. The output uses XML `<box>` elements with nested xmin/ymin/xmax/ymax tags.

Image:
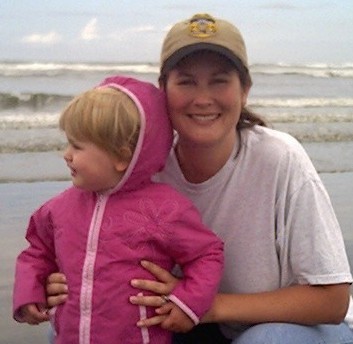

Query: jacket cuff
<box><xmin>168</xmin><ymin>294</ymin><xmax>200</xmax><ymax>325</ymax></box>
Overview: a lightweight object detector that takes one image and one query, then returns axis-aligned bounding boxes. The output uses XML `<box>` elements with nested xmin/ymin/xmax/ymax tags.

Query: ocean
<box><xmin>1</xmin><ymin>60</ymin><xmax>353</xmax><ymax>180</ymax></box>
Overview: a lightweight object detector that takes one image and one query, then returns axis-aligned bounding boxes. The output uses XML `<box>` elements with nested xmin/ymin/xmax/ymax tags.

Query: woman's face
<box><xmin>164</xmin><ymin>51</ymin><xmax>250</xmax><ymax>149</ymax></box>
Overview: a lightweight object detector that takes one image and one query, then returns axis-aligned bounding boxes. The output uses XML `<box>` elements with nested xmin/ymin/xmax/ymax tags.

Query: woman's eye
<box><xmin>177</xmin><ymin>79</ymin><xmax>194</xmax><ymax>85</ymax></box>
<box><xmin>213</xmin><ymin>78</ymin><xmax>228</xmax><ymax>84</ymax></box>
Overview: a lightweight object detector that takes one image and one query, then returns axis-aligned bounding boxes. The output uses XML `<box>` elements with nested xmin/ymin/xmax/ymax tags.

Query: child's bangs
<box><xmin>60</xmin><ymin>94</ymin><xmax>100</xmax><ymax>141</ymax></box>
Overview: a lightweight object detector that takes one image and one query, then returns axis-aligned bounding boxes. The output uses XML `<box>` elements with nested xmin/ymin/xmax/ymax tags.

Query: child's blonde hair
<box><xmin>59</xmin><ymin>87</ymin><xmax>140</xmax><ymax>162</ymax></box>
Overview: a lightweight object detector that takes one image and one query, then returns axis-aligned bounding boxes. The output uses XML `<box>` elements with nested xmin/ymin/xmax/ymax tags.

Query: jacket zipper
<box><xmin>79</xmin><ymin>194</ymin><xmax>106</xmax><ymax>344</ymax></box>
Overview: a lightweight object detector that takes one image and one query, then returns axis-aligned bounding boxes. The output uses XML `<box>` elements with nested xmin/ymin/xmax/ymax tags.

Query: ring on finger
<box><xmin>161</xmin><ymin>295</ymin><xmax>169</xmax><ymax>305</ymax></box>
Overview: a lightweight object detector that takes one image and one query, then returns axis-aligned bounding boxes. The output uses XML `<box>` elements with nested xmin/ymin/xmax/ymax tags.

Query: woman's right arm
<box><xmin>204</xmin><ymin>283</ymin><xmax>350</xmax><ymax>325</ymax></box>
<box><xmin>48</xmin><ymin>263</ymin><xmax>351</xmax><ymax>328</ymax></box>
<box><xmin>46</xmin><ymin>273</ymin><xmax>69</xmax><ymax>307</ymax></box>
<box><xmin>131</xmin><ymin>261</ymin><xmax>351</xmax><ymax>327</ymax></box>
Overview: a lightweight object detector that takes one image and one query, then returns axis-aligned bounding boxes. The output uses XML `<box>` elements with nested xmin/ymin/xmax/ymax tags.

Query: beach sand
<box><xmin>1</xmin><ymin>174</ymin><xmax>352</xmax><ymax>344</ymax></box>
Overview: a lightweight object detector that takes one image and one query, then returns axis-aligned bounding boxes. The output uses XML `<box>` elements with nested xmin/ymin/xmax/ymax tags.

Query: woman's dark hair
<box><xmin>159</xmin><ymin>53</ymin><xmax>267</xmax><ymax>130</ymax></box>
<box><xmin>235</xmin><ymin>62</ymin><xmax>267</xmax><ymax>130</ymax></box>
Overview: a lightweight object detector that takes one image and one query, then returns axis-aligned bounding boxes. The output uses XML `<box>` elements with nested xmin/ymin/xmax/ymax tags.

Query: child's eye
<box><xmin>72</xmin><ymin>143</ymin><xmax>81</xmax><ymax>149</ymax></box>
<box><xmin>68</xmin><ymin>140</ymin><xmax>81</xmax><ymax>150</ymax></box>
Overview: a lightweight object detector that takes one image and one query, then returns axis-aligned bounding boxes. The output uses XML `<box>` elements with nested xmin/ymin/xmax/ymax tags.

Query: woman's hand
<box><xmin>138</xmin><ymin>302</ymin><xmax>195</xmax><ymax>333</ymax></box>
<box><xmin>129</xmin><ymin>260</ymin><xmax>180</xmax><ymax>328</ymax></box>
<box><xmin>46</xmin><ymin>272</ymin><xmax>68</xmax><ymax>307</ymax></box>
<box><xmin>130</xmin><ymin>260</ymin><xmax>179</xmax><ymax>296</ymax></box>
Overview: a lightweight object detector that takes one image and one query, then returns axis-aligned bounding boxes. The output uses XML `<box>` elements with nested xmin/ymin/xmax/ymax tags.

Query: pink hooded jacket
<box><xmin>13</xmin><ymin>76</ymin><xmax>224</xmax><ymax>344</ymax></box>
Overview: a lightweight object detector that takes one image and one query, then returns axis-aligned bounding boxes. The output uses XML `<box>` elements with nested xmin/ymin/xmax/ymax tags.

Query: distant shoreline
<box><xmin>2</xmin><ymin>139</ymin><xmax>353</xmax><ymax>185</ymax></box>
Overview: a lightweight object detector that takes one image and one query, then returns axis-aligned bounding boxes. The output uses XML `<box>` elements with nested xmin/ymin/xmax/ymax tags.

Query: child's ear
<box><xmin>114</xmin><ymin>160</ymin><xmax>129</xmax><ymax>173</ymax></box>
<box><xmin>114</xmin><ymin>147</ymin><xmax>132</xmax><ymax>172</ymax></box>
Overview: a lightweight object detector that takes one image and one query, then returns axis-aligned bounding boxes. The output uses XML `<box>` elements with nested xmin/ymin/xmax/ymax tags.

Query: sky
<box><xmin>1</xmin><ymin>0</ymin><xmax>353</xmax><ymax>64</ymax></box>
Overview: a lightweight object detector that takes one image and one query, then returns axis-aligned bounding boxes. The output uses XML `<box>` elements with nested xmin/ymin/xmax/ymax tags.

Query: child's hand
<box><xmin>20</xmin><ymin>303</ymin><xmax>49</xmax><ymax>325</ymax></box>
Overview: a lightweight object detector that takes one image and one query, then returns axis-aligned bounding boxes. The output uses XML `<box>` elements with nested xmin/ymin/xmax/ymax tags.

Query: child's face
<box><xmin>63</xmin><ymin>134</ymin><xmax>128</xmax><ymax>193</ymax></box>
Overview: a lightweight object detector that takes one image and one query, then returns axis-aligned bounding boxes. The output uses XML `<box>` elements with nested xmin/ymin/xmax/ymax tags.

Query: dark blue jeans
<box><xmin>173</xmin><ymin>323</ymin><xmax>230</xmax><ymax>344</ymax></box>
<box><xmin>173</xmin><ymin>322</ymin><xmax>353</xmax><ymax>344</ymax></box>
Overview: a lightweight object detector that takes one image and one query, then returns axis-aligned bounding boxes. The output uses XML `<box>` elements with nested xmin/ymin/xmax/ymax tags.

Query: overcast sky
<box><xmin>1</xmin><ymin>0</ymin><xmax>353</xmax><ymax>64</ymax></box>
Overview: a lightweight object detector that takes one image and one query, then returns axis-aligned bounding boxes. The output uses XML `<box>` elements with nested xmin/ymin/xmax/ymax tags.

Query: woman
<box><xmin>46</xmin><ymin>13</ymin><xmax>353</xmax><ymax>343</ymax></box>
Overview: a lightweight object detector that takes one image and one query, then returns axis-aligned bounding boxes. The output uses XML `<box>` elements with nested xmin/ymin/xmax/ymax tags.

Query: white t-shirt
<box><xmin>155</xmin><ymin>125</ymin><xmax>353</xmax><ymax>336</ymax></box>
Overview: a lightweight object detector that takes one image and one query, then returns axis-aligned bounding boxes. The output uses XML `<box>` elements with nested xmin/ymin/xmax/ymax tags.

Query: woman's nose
<box><xmin>193</xmin><ymin>86</ymin><xmax>213</xmax><ymax>106</ymax></box>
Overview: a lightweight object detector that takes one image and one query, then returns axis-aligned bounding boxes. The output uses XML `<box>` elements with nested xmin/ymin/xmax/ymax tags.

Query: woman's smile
<box><xmin>187</xmin><ymin>113</ymin><xmax>220</xmax><ymax>122</ymax></box>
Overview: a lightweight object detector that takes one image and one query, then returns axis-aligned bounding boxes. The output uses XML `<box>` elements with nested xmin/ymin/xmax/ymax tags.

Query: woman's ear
<box><xmin>114</xmin><ymin>147</ymin><xmax>132</xmax><ymax>172</ymax></box>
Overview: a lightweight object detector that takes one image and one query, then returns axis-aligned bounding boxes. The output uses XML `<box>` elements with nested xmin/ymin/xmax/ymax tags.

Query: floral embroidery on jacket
<box><xmin>121</xmin><ymin>198</ymin><xmax>179</xmax><ymax>255</ymax></box>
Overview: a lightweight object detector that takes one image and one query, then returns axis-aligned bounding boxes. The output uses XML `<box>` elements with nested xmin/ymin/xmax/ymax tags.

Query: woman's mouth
<box><xmin>189</xmin><ymin>113</ymin><xmax>220</xmax><ymax>122</ymax></box>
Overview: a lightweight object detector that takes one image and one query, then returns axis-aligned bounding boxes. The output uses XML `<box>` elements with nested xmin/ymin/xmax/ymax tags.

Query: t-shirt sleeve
<box><xmin>276</xmin><ymin>173</ymin><xmax>352</xmax><ymax>286</ymax></box>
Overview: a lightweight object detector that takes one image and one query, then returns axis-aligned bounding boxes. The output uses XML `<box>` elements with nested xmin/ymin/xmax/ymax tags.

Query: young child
<box><xmin>12</xmin><ymin>76</ymin><xmax>224</xmax><ymax>344</ymax></box>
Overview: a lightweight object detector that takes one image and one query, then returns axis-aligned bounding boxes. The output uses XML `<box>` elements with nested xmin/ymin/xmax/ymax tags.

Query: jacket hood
<box><xmin>98</xmin><ymin>76</ymin><xmax>172</xmax><ymax>193</ymax></box>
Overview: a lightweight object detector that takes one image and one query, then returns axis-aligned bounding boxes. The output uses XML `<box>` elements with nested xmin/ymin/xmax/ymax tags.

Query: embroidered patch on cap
<box><xmin>189</xmin><ymin>13</ymin><xmax>217</xmax><ymax>38</ymax></box>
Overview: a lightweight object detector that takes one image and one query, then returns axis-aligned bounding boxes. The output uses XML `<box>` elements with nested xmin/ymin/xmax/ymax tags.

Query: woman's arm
<box><xmin>48</xmin><ymin>262</ymin><xmax>350</xmax><ymax>327</ymax></box>
<box><xmin>205</xmin><ymin>283</ymin><xmax>350</xmax><ymax>325</ymax></box>
<box><xmin>131</xmin><ymin>261</ymin><xmax>351</xmax><ymax>327</ymax></box>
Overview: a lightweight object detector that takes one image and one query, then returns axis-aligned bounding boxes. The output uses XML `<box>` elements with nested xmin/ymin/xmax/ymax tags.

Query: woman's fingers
<box><xmin>45</xmin><ymin>273</ymin><xmax>68</xmax><ymax>307</ymax></box>
<box><xmin>137</xmin><ymin>314</ymin><xmax>168</xmax><ymax>327</ymax></box>
<box><xmin>131</xmin><ymin>279</ymin><xmax>169</xmax><ymax>295</ymax></box>
<box><xmin>129</xmin><ymin>295</ymin><xmax>159</xmax><ymax>307</ymax></box>
<box><xmin>140</xmin><ymin>260</ymin><xmax>176</xmax><ymax>283</ymax></box>
<box><xmin>136</xmin><ymin>303</ymin><xmax>173</xmax><ymax>327</ymax></box>
<box><xmin>47</xmin><ymin>272</ymin><xmax>67</xmax><ymax>284</ymax></box>
<box><xmin>47</xmin><ymin>294</ymin><xmax>68</xmax><ymax>308</ymax></box>
<box><xmin>130</xmin><ymin>260</ymin><xmax>179</xmax><ymax>295</ymax></box>
<box><xmin>46</xmin><ymin>282</ymin><xmax>68</xmax><ymax>296</ymax></box>
<box><xmin>129</xmin><ymin>294</ymin><xmax>172</xmax><ymax>308</ymax></box>
<box><xmin>46</xmin><ymin>272</ymin><xmax>68</xmax><ymax>307</ymax></box>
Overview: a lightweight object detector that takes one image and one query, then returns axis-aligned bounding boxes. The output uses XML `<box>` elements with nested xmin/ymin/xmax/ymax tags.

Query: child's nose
<box><xmin>63</xmin><ymin>147</ymin><xmax>72</xmax><ymax>162</ymax></box>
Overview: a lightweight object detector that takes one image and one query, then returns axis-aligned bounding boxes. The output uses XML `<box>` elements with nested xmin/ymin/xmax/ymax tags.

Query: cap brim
<box><xmin>162</xmin><ymin>42</ymin><xmax>243</xmax><ymax>73</ymax></box>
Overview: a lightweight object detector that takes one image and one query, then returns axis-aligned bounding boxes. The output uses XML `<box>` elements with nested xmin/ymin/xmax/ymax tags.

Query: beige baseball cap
<box><xmin>160</xmin><ymin>13</ymin><xmax>248</xmax><ymax>73</ymax></box>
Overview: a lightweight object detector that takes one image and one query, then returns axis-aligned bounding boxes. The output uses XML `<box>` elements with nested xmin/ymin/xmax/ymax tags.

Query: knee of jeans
<box><xmin>235</xmin><ymin>323</ymin><xmax>292</xmax><ymax>344</ymax></box>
